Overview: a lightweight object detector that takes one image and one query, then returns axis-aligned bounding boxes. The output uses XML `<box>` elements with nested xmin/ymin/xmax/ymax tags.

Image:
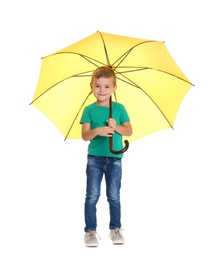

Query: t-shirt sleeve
<box><xmin>80</xmin><ymin>106</ymin><xmax>91</xmax><ymax>124</ymax></box>
<box><xmin>120</xmin><ymin>104</ymin><xmax>130</xmax><ymax>123</ymax></box>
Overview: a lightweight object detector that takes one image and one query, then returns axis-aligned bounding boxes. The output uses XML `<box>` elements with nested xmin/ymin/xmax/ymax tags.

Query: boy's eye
<box><xmin>94</xmin><ymin>85</ymin><xmax>110</xmax><ymax>88</ymax></box>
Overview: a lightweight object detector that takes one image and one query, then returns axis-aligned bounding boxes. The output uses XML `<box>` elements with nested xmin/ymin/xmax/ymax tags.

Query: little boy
<box><xmin>80</xmin><ymin>66</ymin><xmax>132</xmax><ymax>247</ymax></box>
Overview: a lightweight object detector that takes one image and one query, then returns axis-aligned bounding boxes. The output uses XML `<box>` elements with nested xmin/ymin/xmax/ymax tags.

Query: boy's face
<box><xmin>90</xmin><ymin>76</ymin><xmax>116</xmax><ymax>106</ymax></box>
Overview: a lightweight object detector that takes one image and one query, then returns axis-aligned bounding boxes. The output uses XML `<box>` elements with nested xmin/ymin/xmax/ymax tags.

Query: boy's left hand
<box><xmin>107</xmin><ymin>118</ymin><xmax>116</xmax><ymax>130</ymax></box>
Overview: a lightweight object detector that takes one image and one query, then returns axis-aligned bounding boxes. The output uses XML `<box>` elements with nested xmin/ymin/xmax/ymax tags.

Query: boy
<box><xmin>80</xmin><ymin>66</ymin><xmax>132</xmax><ymax>247</ymax></box>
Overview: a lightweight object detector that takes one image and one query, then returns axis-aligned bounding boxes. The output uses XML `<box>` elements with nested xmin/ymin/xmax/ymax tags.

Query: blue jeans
<box><xmin>84</xmin><ymin>155</ymin><xmax>122</xmax><ymax>232</ymax></box>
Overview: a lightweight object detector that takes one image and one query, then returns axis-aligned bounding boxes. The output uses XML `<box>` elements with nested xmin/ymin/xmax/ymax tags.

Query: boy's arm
<box><xmin>81</xmin><ymin>123</ymin><xmax>115</xmax><ymax>141</ymax></box>
<box><xmin>115</xmin><ymin>121</ymin><xmax>132</xmax><ymax>137</ymax></box>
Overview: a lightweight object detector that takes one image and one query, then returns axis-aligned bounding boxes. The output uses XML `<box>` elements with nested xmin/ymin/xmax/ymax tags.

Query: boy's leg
<box><xmin>105</xmin><ymin>158</ymin><xmax>122</xmax><ymax>230</ymax></box>
<box><xmin>84</xmin><ymin>156</ymin><xmax>104</xmax><ymax>232</ymax></box>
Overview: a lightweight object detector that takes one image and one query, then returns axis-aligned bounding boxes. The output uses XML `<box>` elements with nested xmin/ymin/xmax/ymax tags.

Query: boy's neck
<box><xmin>96</xmin><ymin>99</ymin><xmax>111</xmax><ymax>107</ymax></box>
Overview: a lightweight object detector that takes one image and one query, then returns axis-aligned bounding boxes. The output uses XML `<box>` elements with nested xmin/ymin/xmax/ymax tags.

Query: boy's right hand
<box><xmin>98</xmin><ymin>126</ymin><xmax>114</xmax><ymax>137</ymax></box>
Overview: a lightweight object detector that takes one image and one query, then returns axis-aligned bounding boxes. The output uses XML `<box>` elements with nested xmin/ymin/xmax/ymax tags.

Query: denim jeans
<box><xmin>84</xmin><ymin>155</ymin><xmax>122</xmax><ymax>232</ymax></box>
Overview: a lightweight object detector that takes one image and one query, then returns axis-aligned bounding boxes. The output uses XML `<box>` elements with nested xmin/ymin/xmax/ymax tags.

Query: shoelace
<box><xmin>109</xmin><ymin>228</ymin><xmax>124</xmax><ymax>238</ymax></box>
<box><xmin>86</xmin><ymin>230</ymin><xmax>101</xmax><ymax>241</ymax></box>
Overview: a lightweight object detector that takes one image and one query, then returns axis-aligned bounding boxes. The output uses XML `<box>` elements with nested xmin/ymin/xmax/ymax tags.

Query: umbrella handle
<box><xmin>109</xmin><ymin>138</ymin><xmax>129</xmax><ymax>154</ymax></box>
<box><xmin>109</xmin><ymin>96</ymin><xmax>129</xmax><ymax>154</ymax></box>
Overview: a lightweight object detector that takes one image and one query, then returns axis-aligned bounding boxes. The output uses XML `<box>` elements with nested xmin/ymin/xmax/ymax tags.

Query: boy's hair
<box><xmin>91</xmin><ymin>66</ymin><xmax>116</xmax><ymax>85</ymax></box>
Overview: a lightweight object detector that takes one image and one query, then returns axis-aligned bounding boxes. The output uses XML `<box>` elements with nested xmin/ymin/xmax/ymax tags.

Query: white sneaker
<box><xmin>110</xmin><ymin>228</ymin><xmax>125</xmax><ymax>244</ymax></box>
<box><xmin>84</xmin><ymin>230</ymin><xmax>100</xmax><ymax>247</ymax></box>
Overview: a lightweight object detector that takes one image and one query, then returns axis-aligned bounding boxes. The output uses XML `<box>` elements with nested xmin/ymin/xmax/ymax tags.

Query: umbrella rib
<box><xmin>46</xmin><ymin>51</ymin><xmax>107</xmax><ymax>68</ymax></box>
<box><xmin>115</xmin><ymin>66</ymin><xmax>193</xmax><ymax>85</ymax></box>
<box><xmin>115</xmin><ymin>69</ymin><xmax>192</xmax><ymax>129</ymax></box>
<box><xmin>29</xmin><ymin>77</ymin><xmax>79</xmax><ymax>104</ymax></box>
<box><xmin>64</xmin><ymin>91</ymin><xmax>92</xmax><ymax>140</ymax></box>
<box><xmin>98</xmin><ymin>31</ymin><xmax>111</xmax><ymax>66</ymax></box>
<box><xmin>112</xmin><ymin>40</ymin><xmax>159</xmax><ymax>69</ymax></box>
<box><xmin>77</xmin><ymin>53</ymin><xmax>106</xmax><ymax>68</ymax></box>
<box><xmin>30</xmin><ymin>70</ymin><xmax>95</xmax><ymax>104</ymax></box>
<box><xmin>116</xmin><ymin>76</ymin><xmax>174</xmax><ymax>129</ymax></box>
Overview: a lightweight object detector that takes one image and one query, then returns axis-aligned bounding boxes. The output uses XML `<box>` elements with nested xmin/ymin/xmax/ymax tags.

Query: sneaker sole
<box><xmin>112</xmin><ymin>240</ymin><xmax>125</xmax><ymax>245</ymax></box>
<box><xmin>85</xmin><ymin>242</ymin><xmax>99</xmax><ymax>247</ymax></box>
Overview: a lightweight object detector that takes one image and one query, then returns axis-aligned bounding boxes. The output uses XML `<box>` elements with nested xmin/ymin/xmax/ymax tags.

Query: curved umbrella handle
<box><xmin>109</xmin><ymin>96</ymin><xmax>129</xmax><ymax>154</ymax></box>
<box><xmin>109</xmin><ymin>138</ymin><xmax>129</xmax><ymax>154</ymax></box>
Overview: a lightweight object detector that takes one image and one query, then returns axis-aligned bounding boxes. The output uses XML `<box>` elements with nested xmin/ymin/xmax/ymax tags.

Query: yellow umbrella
<box><xmin>30</xmin><ymin>31</ymin><xmax>193</xmax><ymax>152</ymax></box>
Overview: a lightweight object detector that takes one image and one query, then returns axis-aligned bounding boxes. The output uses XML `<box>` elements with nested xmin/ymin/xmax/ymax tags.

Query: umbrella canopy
<box><xmin>30</xmin><ymin>31</ymin><xmax>193</xmax><ymax>143</ymax></box>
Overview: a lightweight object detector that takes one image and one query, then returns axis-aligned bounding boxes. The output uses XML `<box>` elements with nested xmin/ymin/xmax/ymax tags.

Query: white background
<box><xmin>1</xmin><ymin>0</ymin><xmax>213</xmax><ymax>259</ymax></box>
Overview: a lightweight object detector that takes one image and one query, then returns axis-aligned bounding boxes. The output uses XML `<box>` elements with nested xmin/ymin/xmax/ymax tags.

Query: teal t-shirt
<box><xmin>80</xmin><ymin>102</ymin><xmax>130</xmax><ymax>158</ymax></box>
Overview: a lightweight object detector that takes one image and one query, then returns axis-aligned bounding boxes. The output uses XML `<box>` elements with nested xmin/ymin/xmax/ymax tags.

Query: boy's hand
<box><xmin>98</xmin><ymin>126</ymin><xmax>114</xmax><ymax>137</ymax></box>
<box><xmin>107</xmin><ymin>118</ymin><xmax>116</xmax><ymax>130</ymax></box>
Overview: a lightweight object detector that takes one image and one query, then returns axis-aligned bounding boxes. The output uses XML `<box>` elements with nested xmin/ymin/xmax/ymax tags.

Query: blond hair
<box><xmin>91</xmin><ymin>66</ymin><xmax>116</xmax><ymax>85</ymax></box>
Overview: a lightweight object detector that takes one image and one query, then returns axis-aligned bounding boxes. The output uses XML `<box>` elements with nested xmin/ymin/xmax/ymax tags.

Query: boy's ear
<box><xmin>113</xmin><ymin>85</ymin><xmax>117</xmax><ymax>92</ymax></box>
